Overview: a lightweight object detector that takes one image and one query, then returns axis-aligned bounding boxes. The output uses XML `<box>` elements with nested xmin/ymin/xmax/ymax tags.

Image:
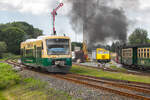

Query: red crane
<box><xmin>51</xmin><ymin>3</ymin><xmax>63</xmax><ymax>35</ymax></box>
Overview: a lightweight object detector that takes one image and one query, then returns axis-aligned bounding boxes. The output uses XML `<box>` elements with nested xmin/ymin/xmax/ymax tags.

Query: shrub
<box><xmin>0</xmin><ymin>63</ymin><xmax>21</xmax><ymax>89</ymax></box>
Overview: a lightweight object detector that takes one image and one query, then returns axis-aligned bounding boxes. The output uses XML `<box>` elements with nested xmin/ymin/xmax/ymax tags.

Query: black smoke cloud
<box><xmin>67</xmin><ymin>0</ymin><xmax>129</xmax><ymax>46</ymax></box>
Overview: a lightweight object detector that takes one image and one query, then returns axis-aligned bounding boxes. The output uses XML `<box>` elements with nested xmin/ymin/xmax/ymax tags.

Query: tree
<box><xmin>0</xmin><ymin>21</ymin><xmax>43</xmax><ymax>55</ymax></box>
<box><xmin>0</xmin><ymin>42</ymin><xmax>7</xmax><ymax>58</ymax></box>
<box><xmin>129</xmin><ymin>28</ymin><xmax>149</xmax><ymax>44</ymax></box>
<box><xmin>33</xmin><ymin>28</ymin><xmax>43</xmax><ymax>38</ymax></box>
<box><xmin>148</xmin><ymin>39</ymin><xmax>150</xmax><ymax>43</ymax></box>
<box><xmin>11</xmin><ymin>22</ymin><xmax>43</xmax><ymax>38</ymax></box>
<box><xmin>1</xmin><ymin>27</ymin><xmax>25</xmax><ymax>54</ymax></box>
<box><xmin>0</xmin><ymin>22</ymin><xmax>43</xmax><ymax>40</ymax></box>
<box><xmin>104</xmin><ymin>45</ymin><xmax>111</xmax><ymax>51</ymax></box>
<box><xmin>71</xmin><ymin>42</ymin><xmax>83</xmax><ymax>51</ymax></box>
<box><xmin>110</xmin><ymin>41</ymin><xmax>122</xmax><ymax>52</ymax></box>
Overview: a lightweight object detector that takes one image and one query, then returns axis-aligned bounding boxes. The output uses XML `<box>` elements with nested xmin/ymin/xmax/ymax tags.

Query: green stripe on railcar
<box><xmin>21</xmin><ymin>57</ymin><xmax>72</xmax><ymax>67</ymax></box>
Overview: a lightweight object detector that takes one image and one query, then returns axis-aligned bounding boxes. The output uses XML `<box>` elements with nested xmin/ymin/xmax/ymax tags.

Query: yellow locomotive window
<box><xmin>98</xmin><ymin>50</ymin><xmax>103</xmax><ymax>54</ymax></box>
<box><xmin>104</xmin><ymin>51</ymin><xmax>109</xmax><ymax>54</ymax></box>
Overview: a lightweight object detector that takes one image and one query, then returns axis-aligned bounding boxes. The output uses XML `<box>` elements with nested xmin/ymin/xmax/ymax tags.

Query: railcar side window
<box><xmin>37</xmin><ymin>47</ymin><xmax>42</xmax><ymax>58</ymax></box>
<box><xmin>26</xmin><ymin>49</ymin><xmax>33</xmax><ymax>57</ymax></box>
<box><xmin>24</xmin><ymin>47</ymin><xmax>26</xmax><ymax>57</ymax></box>
<box><xmin>41</xmin><ymin>42</ymin><xmax>43</xmax><ymax>50</ymax></box>
<box><xmin>21</xmin><ymin>49</ymin><xmax>23</xmax><ymax>57</ymax></box>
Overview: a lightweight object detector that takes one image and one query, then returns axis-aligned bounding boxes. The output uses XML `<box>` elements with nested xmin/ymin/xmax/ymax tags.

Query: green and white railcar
<box><xmin>20</xmin><ymin>36</ymin><xmax>72</xmax><ymax>73</ymax></box>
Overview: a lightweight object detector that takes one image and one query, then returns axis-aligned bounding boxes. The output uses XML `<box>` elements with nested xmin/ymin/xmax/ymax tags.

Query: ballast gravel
<box><xmin>18</xmin><ymin>70</ymin><xmax>135</xmax><ymax>100</ymax></box>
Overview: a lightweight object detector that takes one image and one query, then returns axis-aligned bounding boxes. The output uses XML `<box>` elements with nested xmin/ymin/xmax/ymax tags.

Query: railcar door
<box><xmin>34</xmin><ymin>45</ymin><xmax>37</xmax><ymax>64</ymax></box>
<box><xmin>133</xmin><ymin>47</ymin><xmax>137</xmax><ymax>65</ymax></box>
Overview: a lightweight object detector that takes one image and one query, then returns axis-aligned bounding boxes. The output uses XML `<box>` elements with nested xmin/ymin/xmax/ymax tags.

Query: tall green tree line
<box><xmin>0</xmin><ymin>21</ymin><xmax>43</xmax><ymax>54</ymax></box>
<box><xmin>110</xmin><ymin>28</ymin><xmax>150</xmax><ymax>52</ymax></box>
<box><xmin>128</xmin><ymin>28</ymin><xmax>149</xmax><ymax>45</ymax></box>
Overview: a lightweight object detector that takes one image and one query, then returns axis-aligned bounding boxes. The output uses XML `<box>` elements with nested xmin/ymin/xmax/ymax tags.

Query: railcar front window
<box><xmin>46</xmin><ymin>39</ymin><xmax>70</xmax><ymax>55</ymax></box>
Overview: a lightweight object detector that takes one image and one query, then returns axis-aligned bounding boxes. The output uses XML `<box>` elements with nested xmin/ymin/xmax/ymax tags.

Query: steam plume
<box><xmin>68</xmin><ymin>0</ymin><xmax>129</xmax><ymax>46</ymax></box>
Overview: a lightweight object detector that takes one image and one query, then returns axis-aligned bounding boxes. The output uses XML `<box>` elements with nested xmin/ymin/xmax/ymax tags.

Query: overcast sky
<box><xmin>0</xmin><ymin>0</ymin><xmax>150</xmax><ymax>43</ymax></box>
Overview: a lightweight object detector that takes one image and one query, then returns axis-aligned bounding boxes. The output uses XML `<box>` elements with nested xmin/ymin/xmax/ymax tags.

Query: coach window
<box><xmin>122</xmin><ymin>50</ymin><xmax>124</xmax><ymax>57</ymax></box>
<box><xmin>123</xmin><ymin>49</ymin><xmax>126</xmax><ymax>57</ymax></box>
<box><xmin>141</xmin><ymin>49</ymin><xmax>143</xmax><ymax>58</ymax></box>
<box><xmin>144</xmin><ymin>49</ymin><xmax>146</xmax><ymax>58</ymax></box>
<box><xmin>129</xmin><ymin>49</ymin><xmax>132</xmax><ymax>57</ymax></box>
<box><xmin>122</xmin><ymin>50</ymin><xmax>125</xmax><ymax>57</ymax></box>
<box><xmin>147</xmin><ymin>49</ymin><xmax>150</xmax><ymax>58</ymax></box>
<box><xmin>127</xmin><ymin>50</ymin><xmax>129</xmax><ymax>57</ymax></box>
<box><xmin>129</xmin><ymin>50</ymin><xmax>131</xmax><ymax>57</ymax></box>
<box><xmin>138</xmin><ymin>49</ymin><xmax>140</xmax><ymax>58</ymax></box>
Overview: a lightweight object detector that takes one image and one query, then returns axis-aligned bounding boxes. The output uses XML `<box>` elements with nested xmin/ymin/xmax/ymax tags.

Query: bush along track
<box><xmin>0</xmin><ymin>63</ymin><xmax>75</xmax><ymax>100</ymax></box>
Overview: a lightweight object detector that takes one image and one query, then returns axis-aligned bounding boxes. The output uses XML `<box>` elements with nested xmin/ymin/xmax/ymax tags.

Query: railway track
<box><xmin>53</xmin><ymin>74</ymin><xmax>150</xmax><ymax>100</ymax></box>
<box><xmin>5</xmin><ymin>59</ymin><xmax>150</xmax><ymax>100</ymax></box>
<box><xmin>73</xmin><ymin>63</ymin><xmax>150</xmax><ymax>76</ymax></box>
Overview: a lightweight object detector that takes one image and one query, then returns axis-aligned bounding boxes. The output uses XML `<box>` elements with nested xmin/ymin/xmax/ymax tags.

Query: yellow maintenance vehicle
<box><xmin>96</xmin><ymin>48</ymin><xmax>111</xmax><ymax>63</ymax></box>
<box><xmin>92</xmin><ymin>48</ymin><xmax>111</xmax><ymax>63</ymax></box>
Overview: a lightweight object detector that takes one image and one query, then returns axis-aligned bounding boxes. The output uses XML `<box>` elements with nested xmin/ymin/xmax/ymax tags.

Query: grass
<box><xmin>71</xmin><ymin>65</ymin><xmax>150</xmax><ymax>83</ymax></box>
<box><xmin>0</xmin><ymin>63</ymin><xmax>21</xmax><ymax>89</ymax></box>
<box><xmin>2</xmin><ymin>78</ymin><xmax>74</xmax><ymax>100</ymax></box>
<box><xmin>0</xmin><ymin>91</ymin><xmax>7</xmax><ymax>100</ymax></box>
<box><xmin>110</xmin><ymin>65</ymin><xmax>127</xmax><ymax>72</ymax></box>
<box><xmin>0</xmin><ymin>53</ymin><xmax>20</xmax><ymax>61</ymax></box>
<box><xmin>0</xmin><ymin>63</ymin><xmax>78</xmax><ymax>100</ymax></box>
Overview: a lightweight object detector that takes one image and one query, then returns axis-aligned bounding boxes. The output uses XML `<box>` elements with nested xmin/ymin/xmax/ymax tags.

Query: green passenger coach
<box><xmin>20</xmin><ymin>36</ymin><xmax>72</xmax><ymax>73</ymax></box>
<box><xmin>120</xmin><ymin>44</ymin><xmax>150</xmax><ymax>70</ymax></box>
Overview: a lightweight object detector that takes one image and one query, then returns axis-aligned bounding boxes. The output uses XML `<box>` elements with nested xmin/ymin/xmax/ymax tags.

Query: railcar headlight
<box><xmin>55</xmin><ymin>61</ymin><xmax>60</xmax><ymax>65</ymax></box>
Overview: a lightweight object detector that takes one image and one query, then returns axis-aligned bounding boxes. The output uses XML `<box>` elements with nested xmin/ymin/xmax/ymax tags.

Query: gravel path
<box><xmin>18</xmin><ymin>70</ymin><xmax>135</xmax><ymax>100</ymax></box>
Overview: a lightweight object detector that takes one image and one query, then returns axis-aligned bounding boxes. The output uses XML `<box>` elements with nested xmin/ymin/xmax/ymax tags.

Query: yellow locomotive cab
<box><xmin>96</xmin><ymin>48</ymin><xmax>110</xmax><ymax>63</ymax></box>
